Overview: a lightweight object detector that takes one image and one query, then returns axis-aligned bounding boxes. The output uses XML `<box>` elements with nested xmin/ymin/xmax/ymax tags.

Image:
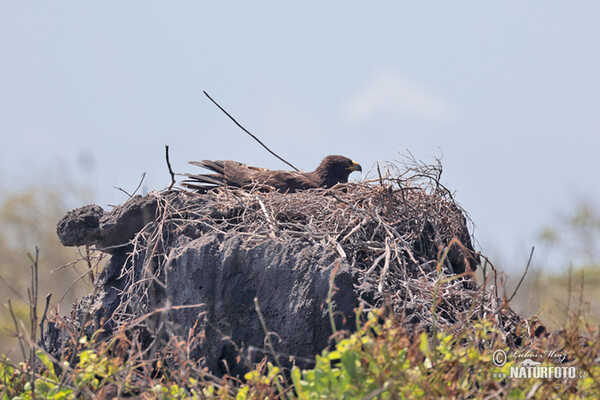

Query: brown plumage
<box><xmin>183</xmin><ymin>155</ymin><xmax>362</xmax><ymax>193</ymax></box>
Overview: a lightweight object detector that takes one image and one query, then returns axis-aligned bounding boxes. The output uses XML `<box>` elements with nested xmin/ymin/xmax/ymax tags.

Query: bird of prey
<box><xmin>183</xmin><ymin>155</ymin><xmax>362</xmax><ymax>193</ymax></box>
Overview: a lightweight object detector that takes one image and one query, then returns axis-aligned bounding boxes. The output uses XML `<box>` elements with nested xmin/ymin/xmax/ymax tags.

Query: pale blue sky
<box><xmin>1</xmin><ymin>2</ymin><xmax>599</xmax><ymax>271</ymax></box>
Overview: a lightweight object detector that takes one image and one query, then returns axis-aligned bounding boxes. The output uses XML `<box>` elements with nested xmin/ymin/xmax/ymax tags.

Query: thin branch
<box><xmin>39</xmin><ymin>293</ymin><xmax>52</xmax><ymax>344</ymax></box>
<box><xmin>28</xmin><ymin>247</ymin><xmax>39</xmax><ymax>343</ymax></box>
<box><xmin>7</xmin><ymin>299</ymin><xmax>27</xmax><ymax>361</ymax></box>
<box><xmin>253</xmin><ymin>297</ymin><xmax>285</xmax><ymax>376</ymax></box>
<box><xmin>508</xmin><ymin>246</ymin><xmax>535</xmax><ymax>303</ymax></box>
<box><xmin>480</xmin><ymin>258</ymin><xmax>488</xmax><ymax>319</ymax></box>
<box><xmin>114</xmin><ymin>172</ymin><xmax>146</xmax><ymax>199</ymax></box>
<box><xmin>165</xmin><ymin>145</ymin><xmax>176</xmax><ymax>190</ymax></box>
<box><xmin>28</xmin><ymin>246</ymin><xmax>40</xmax><ymax>394</ymax></box>
<box><xmin>327</xmin><ymin>259</ymin><xmax>342</xmax><ymax>336</ymax></box>
<box><xmin>376</xmin><ymin>162</ymin><xmax>384</xmax><ymax>187</ymax></box>
<box><xmin>478</xmin><ymin>253</ymin><xmax>499</xmax><ymax>298</ymax></box>
<box><xmin>0</xmin><ymin>274</ymin><xmax>27</xmax><ymax>303</ymax></box>
<box><xmin>203</xmin><ymin>91</ymin><xmax>299</xmax><ymax>171</ymax></box>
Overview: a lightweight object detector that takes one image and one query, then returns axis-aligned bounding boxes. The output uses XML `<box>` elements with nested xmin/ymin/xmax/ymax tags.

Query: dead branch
<box><xmin>203</xmin><ymin>91</ymin><xmax>299</xmax><ymax>171</ymax></box>
<box><xmin>165</xmin><ymin>145</ymin><xmax>176</xmax><ymax>190</ymax></box>
<box><xmin>508</xmin><ymin>246</ymin><xmax>535</xmax><ymax>303</ymax></box>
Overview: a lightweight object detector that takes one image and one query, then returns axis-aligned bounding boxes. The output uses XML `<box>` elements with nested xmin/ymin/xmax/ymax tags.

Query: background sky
<box><xmin>1</xmin><ymin>2</ymin><xmax>599</xmax><ymax>272</ymax></box>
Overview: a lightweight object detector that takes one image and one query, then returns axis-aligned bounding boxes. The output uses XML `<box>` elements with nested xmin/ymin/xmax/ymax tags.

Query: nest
<box><xmin>96</xmin><ymin>157</ymin><xmax>530</xmax><ymax>345</ymax></box>
<box><xmin>174</xmin><ymin>168</ymin><xmax>478</xmax><ymax>277</ymax></box>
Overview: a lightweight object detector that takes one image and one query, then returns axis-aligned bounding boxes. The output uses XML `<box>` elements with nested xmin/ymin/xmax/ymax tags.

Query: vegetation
<box><xmin>1</xmin><ymin>307</ymin><xmax>599</xmax><ymax>398</ymax></box>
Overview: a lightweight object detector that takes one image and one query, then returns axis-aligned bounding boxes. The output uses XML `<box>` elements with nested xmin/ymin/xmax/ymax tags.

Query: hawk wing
<box><xmin>183</xmin><ymin>160</ymin><xmax>320</xmax><ymax>193</ymax></box>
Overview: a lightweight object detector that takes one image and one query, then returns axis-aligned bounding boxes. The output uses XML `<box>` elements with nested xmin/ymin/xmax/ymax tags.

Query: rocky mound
<box><xmin>45</xmin><ymin>162</ymin><xmax>525</xmax><ymax>377</ymax></box>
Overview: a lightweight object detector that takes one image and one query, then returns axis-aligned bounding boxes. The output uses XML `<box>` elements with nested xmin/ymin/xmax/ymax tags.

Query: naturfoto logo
<box><xmin>492</xmin><ymin>349</ymin><xmax>587</xmax><ymax>380</ymax></box>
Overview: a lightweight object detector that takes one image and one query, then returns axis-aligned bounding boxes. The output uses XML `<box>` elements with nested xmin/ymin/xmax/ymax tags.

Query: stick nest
<box><xmin>106</xmin><ymin>157</ymin><xmax>528</xmax><ymax>343</ymax></box>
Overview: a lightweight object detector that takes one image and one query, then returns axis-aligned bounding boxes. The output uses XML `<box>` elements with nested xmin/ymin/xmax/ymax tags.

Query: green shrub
<box><xmin>2</xmin><ymin>308</ymin><xmax>598</xmax><ymax>399</ymax></box>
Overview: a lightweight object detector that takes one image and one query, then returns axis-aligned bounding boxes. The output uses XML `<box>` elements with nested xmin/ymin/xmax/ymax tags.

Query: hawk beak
<box><xmin>349</xmin><ymin>161</ymin><xmax>362</xmax><ymax>172</ymax></box>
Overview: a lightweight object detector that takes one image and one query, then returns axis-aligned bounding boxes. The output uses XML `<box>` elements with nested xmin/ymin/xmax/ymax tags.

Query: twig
<box><xmin>257</xmin><ymin>198</ymin><xmax>274</xmax><ymax>226</ymax></box>
<box><xmin>508</xmin><ymin>246</ymin><xmax>535</xmax><ymax>303</ymax></box>
<box><xmin>39</xmin><ymin>294</ymin><xmax>52</xmax><ymax>344</ymax></box>
<box><xmin>28</xmin><ymin>246</ymin><xmax>40</xmax><ymax>394</ymax></box>
<box><xmin>480</xmin><ymin>258</ymin><xmax>488</xmax><ymax>319</ymax></box>
<box><xmin>377</xmin><ymin>238</ymin><xmax>391</xmax><ymax>294</ymax></box>
<box><xmin>565</xmin><ymin>264</ymin><xmax>573</xmax><ymax>326</ymax></box>
<box><xmin>431</xmin><ymin>241</ymin><xmax>454</xmax><ymax>335</ymax></box>
<box><xmin>361</xmin><ymin>381</ymin><xmax>392</xmax><ymax>400</ymax></box>
<box><xmin>362</xmin><ymin>251</ymin><xmax>387</xmax><ymax>285</ymax></box>
<box><xmin>127</xmin><ymin>303</ymin><xmax>206</xmax><ymax>327</ymax></box>
<box><xmin>203</xmin><ymin>91</ymin><xmax>299</xmax><ymax>171</ymax></box>
<box><xmin>57</xmin><ymin>253</ymin><xmax>104</xmax><ymax>304</ymax></box>
<box><xmin>165</xmin><ymin>145</ymin><xmax>176</xmax><ymax>190</ymax></box>
<box><xmin>253</xmin><ymin>297</ymin><xmax>285</xmax><ymax>378</ymax></box>
<box><xmin>376</xmin><ymin>162</ymin><xmax>384</xmax><ymax>187</ymax></box>
<box><xmin>246</xmin><ymin>345</ymin><xmax>315</xmax><ymax>365</ymax></box>
<box><xmin>0</xmin><ymin>274</ymin><xmax>27</xmax><ymax>303</ymax></box>
<box><xmin>478</xmin><ymin>253</ymin><xmax>499</xmax><ymax>298</ymax></box>
<box><xmin>327</xmin><ymin>259</ymin><xmax>342</xmax><ymax>336</ymax></box>
<box><xmin>7</xmin><ymin>299</ymin><xmax>27</xmax><ymax>361</ymax></box>
<box><xmin>114</xmin><ymin>172</ymin><xmax>146</xmax><ymax>199</ymax></box>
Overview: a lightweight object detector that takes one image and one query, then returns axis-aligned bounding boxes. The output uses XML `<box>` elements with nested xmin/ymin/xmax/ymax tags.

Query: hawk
<box><xmin>183</xmin><ymin>155</ymin><xmax>362</xmax><ymax>193</ymax></box>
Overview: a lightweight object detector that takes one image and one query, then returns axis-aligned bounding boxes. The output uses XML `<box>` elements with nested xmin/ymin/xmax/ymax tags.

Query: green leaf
<box><xmin>291</xmin><ymin>366</ymin><xmax>304</xmax><ymax>398</ymax></box>
<box><xmin>36</xmin><ymin>350</ymin><xmax>57</xmax><ymax>381</ymax></box>
<box><xmin>341</xmin><ymin>350</ymin><xmax>360</xmax><ymax>382</ymax></box>
<box><xmin>419</xmin><ymin>332</ymin><xmax>430</xmax><ymax>357</ymax></box>
<box><xmin>236</xmin><ymin>386</ymin><xmax>249</xmax><ymax>400</ymax></box>
<box><xmin>244</xmin><ymin>370</ymin><xmax>260</xmax><ymax>383</ymax></box>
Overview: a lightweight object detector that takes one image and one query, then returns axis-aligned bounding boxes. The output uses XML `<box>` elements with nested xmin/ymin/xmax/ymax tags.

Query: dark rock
<box><xmin>97</xmin><ymin>195</ymin><xmax>158</xmax><ymax>248</ymax></box>
<box><xmin>56</xmin><ymin>204</ymin><xmax>104</xmax><ymax>247</ymax></box>
<box><xmin>56</xmin><ymin>195</ymin><xmax>158</xmax><ymax>250</ymax></box>
<box><xmin>164</xmin><ymin>234</ymin><xmax>356</xmax><ymax>375</ymax></box>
